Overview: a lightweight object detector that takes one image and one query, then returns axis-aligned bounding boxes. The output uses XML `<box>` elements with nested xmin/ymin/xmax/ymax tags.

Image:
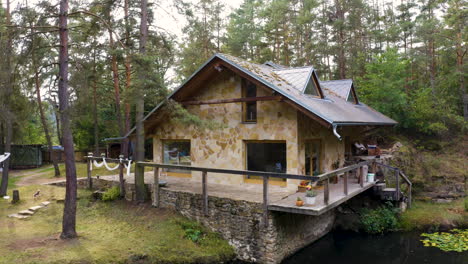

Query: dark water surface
<box><xmin>282</xmin><ymin>231</ymin><xmax>468</xmax><ymax>264</ymax></box>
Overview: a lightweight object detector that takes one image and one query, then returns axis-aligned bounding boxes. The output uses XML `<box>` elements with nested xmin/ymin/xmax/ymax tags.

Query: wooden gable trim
<box><xmin>311</xmin><ymin>71</ymin><xmax>325</xmax><ymax>99</ymax></box>
<box><xmin>350</xmin><ymin>84</ymin><xmax>359</xmax><ymax>104</ymax></box>
<box><xmin>181</xmin><ymin>96</ymin><xmax>283</xmax><ymax>106</ymax></box>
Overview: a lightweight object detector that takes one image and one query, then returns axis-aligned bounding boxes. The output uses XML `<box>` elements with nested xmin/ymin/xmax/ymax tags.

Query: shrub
<box><xmin>177</xmin><ymin>220</ymin><xmax>205</xmax><ymax>243</ymax></box>
<box><xmin>102</xmin><ymin>186</ymin><xmax>120</xmax><ymax>202</ymax></box>
<box><xmin>359</xmin><ymin>202</ymin><xmax>400</xmax><ymax>234</ymax></box>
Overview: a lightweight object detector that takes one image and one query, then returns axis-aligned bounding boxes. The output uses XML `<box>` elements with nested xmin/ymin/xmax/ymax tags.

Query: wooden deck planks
<box><xmin>268</xmin><ymin>178</ymin><xmax>376</xmax><ymax>216</ymax></box>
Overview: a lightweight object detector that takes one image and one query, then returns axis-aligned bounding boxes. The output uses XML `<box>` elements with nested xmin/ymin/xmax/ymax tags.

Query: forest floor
<box><xmin>0</xmin><ymin>169</ymin><xmax>234</xmax><ymax>264</ymax></box>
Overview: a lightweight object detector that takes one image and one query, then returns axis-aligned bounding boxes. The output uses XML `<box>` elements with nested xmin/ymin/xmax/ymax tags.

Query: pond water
<box><xmin>282</xmin><ymin>231</ymin><xmax>468</xmax><ymax>264</ymax></box>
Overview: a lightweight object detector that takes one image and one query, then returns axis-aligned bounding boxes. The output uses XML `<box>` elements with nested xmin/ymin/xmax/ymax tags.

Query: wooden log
<box><xmin>12</xmin><ymin>190</ymin><xmax>19</xmax><ymax>203</ymax></box>
<box><xmin>87</xmin><ymin>152</ymin><xmax>93</xmax><ymax>189</ymax></box>
<box><xmin>263</xmin><ymin>175</ymin><xmax>269</xmax><ymax>227</ymax></box>
<box><xmin>202</xmin><ymin>170</ymin><xmax>208</xmax><ymax>216</ymax></box>
<box><xmin>343</xmin><ymin>172</ymin><xmax>348</xmax><ymax>195</ymax></box>
<box><xmin>152</xmin><ymin>167</ymin><xmax>160</xmax><ymax>207</ymax></box>
<box><xmin>324</xmin><ymin>178</ymin><xmax>330</xmax><ymax>205</ymax></box>
<box><xmin>181</xmin><ymin>96</ymin><xmax>282</xmax><ymax>105</ymax></box>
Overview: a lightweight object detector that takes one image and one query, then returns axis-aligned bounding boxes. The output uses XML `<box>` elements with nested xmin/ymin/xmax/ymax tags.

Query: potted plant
<box><xmin>297</xmin><ymin>180</ymin><xmax>309</xmax><ymax>192</ymax></box>
<box><xmin>295</xmin><ymin>197</ymin><xmax>304</xmax><ymax>207</ymax></box>
<box><xmin>305</xmin><ymin>186</ymin><xmax>317</xmax><ymax>205</ymax></box>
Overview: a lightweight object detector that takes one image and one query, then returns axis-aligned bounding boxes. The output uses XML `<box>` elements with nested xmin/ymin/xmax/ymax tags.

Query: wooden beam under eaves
<box><xmin>181</xmin><ymin>96</ymin><xmax>283</xmax><ymax>106</ymax></box>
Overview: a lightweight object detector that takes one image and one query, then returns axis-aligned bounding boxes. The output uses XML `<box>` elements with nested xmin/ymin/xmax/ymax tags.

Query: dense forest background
<box><xmin>0</xmin><ymin>0</ymin><xmax>466</xmax><ymax>152</ymax></box>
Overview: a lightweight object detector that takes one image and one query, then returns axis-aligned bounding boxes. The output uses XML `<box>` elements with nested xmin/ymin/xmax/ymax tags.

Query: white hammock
<box><xmin>0</xmin><ymin>152</ymin><xmax>10</xmax><ymax>163</ymax></box>
<box><xmin>91</xmin><ymin>157</ymin><xmax>132</xmax><ymax>177</ymax></box>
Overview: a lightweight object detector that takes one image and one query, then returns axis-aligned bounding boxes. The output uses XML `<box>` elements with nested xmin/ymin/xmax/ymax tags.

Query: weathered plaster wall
<box><xmin>151</xmin><ymin>70</ymin><xmax>299</xmax><ymax>189</ymax></box>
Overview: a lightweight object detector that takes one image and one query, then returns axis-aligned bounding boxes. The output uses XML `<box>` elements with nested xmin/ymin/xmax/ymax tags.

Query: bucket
<box><xmin>367</xmin><ymin>173</ymin><xmax>375</xmax><ymax>182</ymax></box>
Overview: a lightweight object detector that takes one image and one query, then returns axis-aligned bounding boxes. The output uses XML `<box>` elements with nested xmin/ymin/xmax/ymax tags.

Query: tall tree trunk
<box><xmin>59</xmin><ymin>0</ymin><xmax>78</xmax><ymax>239</ymax></box>
<box><xmin>0</xmin><ymin>0</ymin><xmax>13</xmax><ymax>197</ymax></box>
<box><xmin>335</xmin><ymin>0</ymin><xmax>346</xmax><ymax>79</ymax></box>
<box><xmin>122</xmin><ymin>0</ymin><xmax>131</xmax><ymax>158</ymax></box>
<box><xmin>32</xmin><ymin>38</ymin><xmax>61</xmax><ymax>177</ymax></box>
<box><xmin>92</xmin><ymin>46</ymin><xmax>99</xmax><ymax>156</ymax></box>
<box><xmin>135</xmin><ymin>0</ymin><xmax>148</xmax><ymax>201</ymax></box>
<box><xmin>108</xmin><ymin>26</ymin><xmax>124</xmax><ymax>147</ymax></box>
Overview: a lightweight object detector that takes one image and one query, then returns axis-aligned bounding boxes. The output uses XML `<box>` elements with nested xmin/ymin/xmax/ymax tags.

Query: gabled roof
<box><xmin>124</xmin><ymin>53</ymin><xmax>396</xmax><ymax>138</ymax></box>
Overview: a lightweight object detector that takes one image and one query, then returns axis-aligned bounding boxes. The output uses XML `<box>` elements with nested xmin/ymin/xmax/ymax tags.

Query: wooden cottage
<box><xmin>128</xmin><ymin>54</ymin><xmax>396</xmax><ymax>191</ymax></box>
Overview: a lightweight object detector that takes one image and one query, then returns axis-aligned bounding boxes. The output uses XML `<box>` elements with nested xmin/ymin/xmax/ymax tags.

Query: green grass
<box><xmin>400</xmin><ymin>199</ymin><xmax>467</xmax><ymax>231</ymax></box>
<box><xmin>0</xmin><ymin>185</ymin><xmax>235</xmax><ymax>264</ymax></box>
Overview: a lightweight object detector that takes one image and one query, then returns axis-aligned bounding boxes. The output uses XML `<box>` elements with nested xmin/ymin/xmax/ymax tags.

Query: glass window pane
<box><xmin>163</xmin><ymin>140</ymin><xmax>191</xmax><ymax>173</ymax></box>
<box><xmin>247</xmin><ymin>142</ymin><xmax>286</xmax><ymax>174</ymax></box>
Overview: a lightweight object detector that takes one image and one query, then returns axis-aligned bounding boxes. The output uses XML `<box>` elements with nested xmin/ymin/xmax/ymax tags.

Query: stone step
<box><xmin>18</xmin><ymin>210</ymin><xmax>34</xmax><ymax>216</ymax></box>
<box><xmin>29</xmin><ymin>205</ymin><xmax>44</xmax><ymax>212</ymax></box>
<box><xmin>8</xmin><ymin>213</ymin><xmax>30</xmax><ymax>219</ymax></box>
<box><xmin>41</xmin><ymin>201</ymin><xmax>51</xmax><ymax>206</ymax></box>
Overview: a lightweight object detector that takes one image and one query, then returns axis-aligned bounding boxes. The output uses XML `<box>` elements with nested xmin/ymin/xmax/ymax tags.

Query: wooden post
<box><xmin>12</xmin><ymin>190</ymin><xmax>19</xmax><ymax>203</ymax></box>
<box><xmin>343</xmin><ymin>172</ymin><xmax>348</xmax><ymax>195</ymax></box>
<box><xmin>324</xmin><ymin>178</ymin><xmax>330</xmax><ymax>205</ymax></box>
<box><xmin>152</xmin><ymin>166</ymin><xmax>159</xmax><ymax>207</ymax></box>
<box><xmin>118</xmin><ymin>155</ymin><xmax>125</xmax><ymax>199</ymax></box>
<box><xmin>408</xmin><ymin>184</ymin><xmax>412</xmax><ymax>208</ymax></box>
<box><xmin>202</xmin><ymin>170</ymin><xmax>208</xmax><ymax>216</ymax></box>
<box><xmin>87</xmin><ymin>152</ymin><xmax>93</xmax><ymax>189</ymax></box>
<box><xmin>360</xmin><ymin>166</ymin><xmax>365</xmax><ymax>188</ymax></box>
<box><xmin>263</xmin><ymin>175</ymin><xmax>269</xmax><ymax>228</ymax></box>
<box><xmin>395</xmin><ymin>170</ymin><xmax>400</xmax><ymax>201</ymax></box>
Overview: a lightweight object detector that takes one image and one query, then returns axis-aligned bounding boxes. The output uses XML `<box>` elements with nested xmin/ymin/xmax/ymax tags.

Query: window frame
<box><xmin>161</xmin><ymin>139</ymin><xmax>192</xmax><ymax>178</ymax></box>
<box><xmin>305</xmin><ymin>139</ymin><xmax>323</xmax><ymax>176</ymax></box>
<box><xmin>242</xmin><ymin>78</ymin><xmax>257</xmax><ymax>123</ymax></box>
<box><xmin>243</xmin><ymin>140</ymin><xmax>287</xmax><ymax>185</ymax></box>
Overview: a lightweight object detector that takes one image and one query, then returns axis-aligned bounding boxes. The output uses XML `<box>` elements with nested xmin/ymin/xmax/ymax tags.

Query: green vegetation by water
<box><xmin>0</xmin><ymin>185</ymin><xmax>234</xmax><ymax>264</ymax></box>
<box><xmin>359</xmin><ymin>202</ymin><xmax>400</xmax><ymax>234</ymax></box>
<box><xmin>421</xmin><ymin>229</ymin><xmax>468</xmax><ymax>252</ymax></box>
<box><xmin>400</xmin><ymin>199</ymin><xmax>467</xmax><ymax>231</ymax></box>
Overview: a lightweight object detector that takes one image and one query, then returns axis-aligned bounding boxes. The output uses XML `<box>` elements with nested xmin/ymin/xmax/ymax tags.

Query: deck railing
<box><xmin>135</xmin><ymin>159</ymin><xmax>377</xmax><ymax>227</ymax></box>
<box><xmin>374</xmin><ymin>162</ymin><xmax>412</xmax><ymax>208</ymax></box>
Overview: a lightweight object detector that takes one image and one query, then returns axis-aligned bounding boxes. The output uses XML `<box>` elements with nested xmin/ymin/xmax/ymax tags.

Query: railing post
<box><xmin>408</xmin><ymin>184</ymin><xmax>412</xmax><ymax>208</ymax></box>
<box><xmin>152</xmin><ymin>166</ymin><xmax>160</xmax><ymax>207</ymax></box>
<box><xmin>343</xmin><ymin>172</ymin><xmax>348</xmax><ymax>195</ymax></box>
<box><xmin>324</xmin><ymin>178</ymin><xmax>330</xmax><ymax>205</ymax></box>
<box><xmin>360</xmin><ymin>166</ymin><xmax>365</xmax><ymax>188</ymax></box>
<box><xmin>202</xmin><ymin>170</ymin><xmax>208</xmax><ymax>216</ymax></box>
<box><xmin>87</xmin><ymin>152</ymin><xmax>93</xmax><ymax>189</ymax></box>
<box><xmin>119</xmin><ymin>155</ymin><xmax>126</xmax><ymax>199</ymax></box>
<box><xmin>395</xmin><ymin>169</ymin><xmax>400</xmax><ymax>201</ymax></box>
<box><xmin>263</xmin><ymin>175</ymin><xmax>269</xmax><ymax>228</ymax></box>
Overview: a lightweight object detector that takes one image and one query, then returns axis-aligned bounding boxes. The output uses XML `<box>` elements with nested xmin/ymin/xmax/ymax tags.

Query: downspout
<box><xmin>333</xmin><ymin>124</ymin><xmax>342</xmax><ymax>141</ymax></box>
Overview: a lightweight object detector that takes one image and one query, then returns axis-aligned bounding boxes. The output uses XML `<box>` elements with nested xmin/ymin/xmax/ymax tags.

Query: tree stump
<box><xmin>12</xmin><ymin>190</ymin><xmax>19</xmax><ymax>204</ymax></box>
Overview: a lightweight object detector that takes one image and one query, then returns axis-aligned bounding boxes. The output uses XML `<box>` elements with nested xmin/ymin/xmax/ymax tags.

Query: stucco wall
<box><xmin>150</xmin><ymin>70</ymin><xmax>299</xmax><ymax>189</ymax></box>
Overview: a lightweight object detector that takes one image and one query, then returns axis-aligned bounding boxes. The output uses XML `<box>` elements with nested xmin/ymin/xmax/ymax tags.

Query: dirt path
<box><xmin>10</xmin><ymin>167</ymin><xmax>65</xmax><ymax>186</ymax></box>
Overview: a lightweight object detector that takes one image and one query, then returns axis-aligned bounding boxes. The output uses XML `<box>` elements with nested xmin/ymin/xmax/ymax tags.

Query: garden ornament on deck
<box><xmin>305</xmin><ymin>185</ymin><xmax>317</xmax><ymax>205</ymax></box>
<box><xmin>296</xmin><ymin>197</ymin><xmax>304</xmax><ymax>207</ymax></box>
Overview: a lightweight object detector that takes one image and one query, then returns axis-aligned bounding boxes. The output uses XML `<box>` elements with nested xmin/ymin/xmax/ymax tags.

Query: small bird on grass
<box><xmin>33</xmin><ymin>190</ymin><xmax>41</xmax><ymax>199</ymax></box>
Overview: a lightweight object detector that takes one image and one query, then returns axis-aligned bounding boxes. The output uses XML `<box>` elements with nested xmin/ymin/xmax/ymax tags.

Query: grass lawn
<box><xmin>400</xmin><ymin>198</ymin><xmax>468</xmax><ymax>231</ymax></box>
<box><xmin>0</xmin><ymin>185</ymin><xmax>235</xmax><ymax>264</ymax></box>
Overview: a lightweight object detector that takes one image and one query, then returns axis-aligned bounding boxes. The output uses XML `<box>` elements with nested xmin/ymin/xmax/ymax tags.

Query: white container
<box><xmin>305</xmin><ymin>196</ymin><xmax>316</xmax><ymax>205</ymax></box>
<box><xmin>367</xmin><ymin>173</ymin><xmax>375</xmax><ymax>182</ymax></box>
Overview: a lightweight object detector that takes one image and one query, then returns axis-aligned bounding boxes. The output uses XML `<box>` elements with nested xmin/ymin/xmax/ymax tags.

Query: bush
<box><xmin>101</xmin><ymin>186</ymin><xmax>120</xmax><ymax>202</ymax></box>
<box><xmin>359</xmin><ymin>202</ymin><xmax>400</xmax><ymax>234</ymax></box>
<box><xmin>177</xmin><ymin>220</ymin><xmax>205</xmax><ymax>243</ymax></box>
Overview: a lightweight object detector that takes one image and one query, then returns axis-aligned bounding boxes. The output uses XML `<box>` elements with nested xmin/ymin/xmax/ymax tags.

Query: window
<box><xmin>242</xmin><ymin>79</ymin><xmax>257</xmax><ymax>122</ymax></box>
<box><xmin>347</xmin><ymin>87</ymin><xmax>358</xmax><ymax>104</ymax></box>
<box><xmin>163</xmin><ymin>140</ymin><xmax>191</xmax><ymax>177</ymax></box>
<box><xmin>304</xmin><ymin>72</ymin><xmax>322</xmax><ymax>97</ymax></box>
<box><xmin>245</xmin><ymin>141</ymin><xmax>287</xmax><ymax>185</ymax></box>
<box><xmin>305</xmin><ymin>140</ymin><xmax>321</xmax><ymax>176</ymax></box>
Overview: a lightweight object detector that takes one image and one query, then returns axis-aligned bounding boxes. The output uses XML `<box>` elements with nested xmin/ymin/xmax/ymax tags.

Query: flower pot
<box><xmin>297</xmin><ymin>186</ymin><xmax>307</xmax><ymax>192</ymax></box>
<box><xmin>296</xmin><ymin>200</ymin><xmax>304</xmax><ymax>207</ymax></box>
<box><xmin>305</xmin><ymin>196</ymin><xmax>316</xmax><ymax>205</ymax></box>
<box><xmin>367</xmin><ymin>173</ymin><xmax>375</xmax><ymax>182</ymax></box>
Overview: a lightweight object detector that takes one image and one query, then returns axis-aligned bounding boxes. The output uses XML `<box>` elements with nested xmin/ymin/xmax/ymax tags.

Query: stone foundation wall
<box><xmin>56</xmin><ymin>178</ymin><xmax>335</xmax><ymax>264</ymax></box>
